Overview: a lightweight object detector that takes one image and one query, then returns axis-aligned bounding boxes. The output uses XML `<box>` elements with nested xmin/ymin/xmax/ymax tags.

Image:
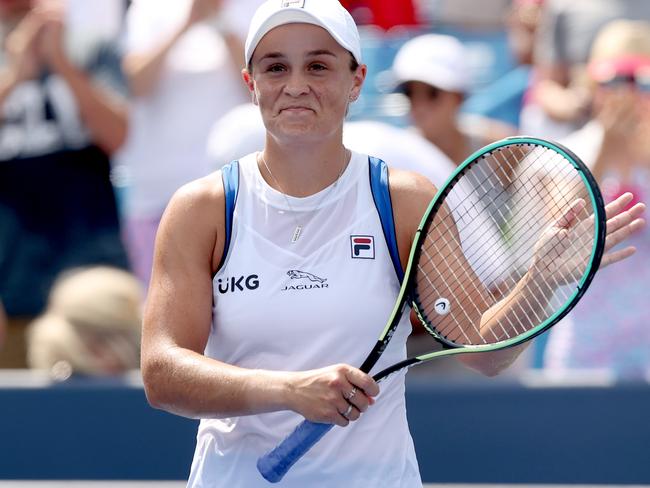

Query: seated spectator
<box><xmin>0</xmin><ymin>300</ymin><xmax>6</xmax><ymax>351</ymax></box>
<box><xmin>542</xmin><ymin>20</ymin><xmax>650</xmax><ymax>380</ymax></box>
<box><xmin>27</xmin><ymin>266</ymin><xmax>143</xmax><ymax>379</ymax></box>
<box><xmin>391</xmin><ymin>33</ymin><xmax>516</xmax><ymax>166</ymax></box>
<box><xmin>0</xmin><ymin>0</ymin><xmax>129</xmax><ymax>367</ymax></box>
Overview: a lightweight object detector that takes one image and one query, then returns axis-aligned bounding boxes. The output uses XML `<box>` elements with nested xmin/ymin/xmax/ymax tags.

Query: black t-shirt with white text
<box><xmin>0</xmin><ymin>41</ymin><xmax>129</xmax><ymax>316</ymax></box>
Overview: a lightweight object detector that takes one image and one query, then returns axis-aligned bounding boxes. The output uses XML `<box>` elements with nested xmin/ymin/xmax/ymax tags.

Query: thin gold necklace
<box><xmin>259</xmin><ymin>149</ymin><xmax>349</xmax><ymax>243</ymax></box>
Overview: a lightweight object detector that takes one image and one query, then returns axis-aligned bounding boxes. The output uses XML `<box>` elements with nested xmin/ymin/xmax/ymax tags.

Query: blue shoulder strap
<box><xmin>368</xmin><ymin>156</ymin><xmax>404</xmax><ymax>283</ymax></box>
<box><xmin>218</xmin><ymin>160</ymin><xmax>240</xmax><ymax>273</ymax></box>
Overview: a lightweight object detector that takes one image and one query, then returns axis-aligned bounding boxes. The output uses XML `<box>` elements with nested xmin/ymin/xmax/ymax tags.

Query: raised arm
<box><xmin>123</xmin><ymin>0</ymin><xmax>246</xmax><ymax>98</ymax></box>
<box><xmin>0</xmin><ymin>12</ymin><xmax>42</xmax><ymax>110</ymax></box>
<box><xmin>34</xmin><ymin>5</ymin><xmax>127</xmax><ymax>154</ymax></box>
<box><xmin>122</xmin><ymin>16</ymin><xmax>192</xmax><ymax>98</ymax></box>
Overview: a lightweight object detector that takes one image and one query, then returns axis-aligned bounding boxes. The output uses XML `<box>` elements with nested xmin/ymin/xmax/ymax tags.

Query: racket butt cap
<box><xmin>256</xmin><ymin>456</ymin><xmax>284</xmax><ymax>483</ymax></box>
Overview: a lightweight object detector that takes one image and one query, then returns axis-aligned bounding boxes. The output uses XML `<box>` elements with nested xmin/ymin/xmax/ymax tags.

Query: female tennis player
<box><xmin>140</xmin><ymin>1</ymin><xmax>645</xmax><ymax>486</ymax></box>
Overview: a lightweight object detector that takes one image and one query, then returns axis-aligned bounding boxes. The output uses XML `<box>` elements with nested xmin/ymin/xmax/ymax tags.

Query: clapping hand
<box><xmin>531</xmin><ymin>192</ymin><xmax>645</xmax><ymax>288</ymax></box>
<box><xmin>186</xmin><ymin>0</ymin><xmax>225</xmax><ymax>27</ymax></box>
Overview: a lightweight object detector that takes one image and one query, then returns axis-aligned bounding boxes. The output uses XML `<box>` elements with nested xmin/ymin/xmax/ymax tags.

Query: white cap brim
<box><xmin>245</xmin><ymin>1</ymin><xmax>362</xmax><ymax>66</ymax></box>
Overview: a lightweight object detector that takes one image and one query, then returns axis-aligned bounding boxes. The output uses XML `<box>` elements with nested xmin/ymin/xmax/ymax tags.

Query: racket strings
<box><xmin>436</xmin><ymin>149</ymin><xmax>578</xmax><ymax>282</ymax></box>
<box><xmin>424</xmin><ymin>150</ymin><xmax>590</xmax><ymax>287</ymax></box>
<box><xmin>444</xmin><ymin>162</ymin><xmax>593</xmax><ymax>341</ymax></box>
<box><xmin>420</xmin><ymin>232</ymin><xmax>523</xmax><ymax>344</ymax></box>
<box><xmin>413</xmin><ymin>145</ymin><xmax>598</xmax><ymax>345</ymax></box>
<box><xmin>417</xmin><ymin>159</ymin><xmax>585</xmax><ymax>306</ymax></box>
<box><xmin>419</xmin><ymin>245</ymin><xmax>493</xmax><ymax>343</ymax></box>
<box><xmin>446</xmin><ymin>154</ymin><xmax>592</xmax><ymax>342</ymax></box>
<box><xmin>460</xmin><ymin>164</ymin><xmax>590</xmax><ymax>292</ymax></box>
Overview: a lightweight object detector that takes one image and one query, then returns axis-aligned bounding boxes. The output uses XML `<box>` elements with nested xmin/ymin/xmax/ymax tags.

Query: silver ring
<box><xmin>342</xmin><ymin>404</ymin><xmax>353</xmax><ymax>419</ymax></box>
<box><xmin>345</xmin><ymin>387</ymin><xmax>357</xmax><ymax>401</ymax></box>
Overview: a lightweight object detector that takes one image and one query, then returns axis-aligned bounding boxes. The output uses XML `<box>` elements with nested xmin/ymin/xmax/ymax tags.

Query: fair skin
<box><xmin>534</xmin><ymin>70</ymin><xmax>592</xmax><ymax>123</ymax></box>
<box><xmin>0</xmin><ymin>0</ymin><xmax>127</xmax><ymax>153</ymax></box>
<box><xmin>532</xmin><ymin>5</ymin><xmax>591</xmax><ymax>123</ymax></box>
<box><xmin>141</xmin><ymin>23</ymin><xmax>645</xmax><ymax>427</ymax></box>
<box><xmin>123</xmin><ymin>0</ymin><xmax>246</xmax><ymax>98</ymax></box>
<box><xmin>403</xmin><ymin>80</ymin><xmax>515</xmax><ymax>165</ymax></box>
<box><xmin>507</xmin><ymin>1</ymin><xmax>543</xmax><ymax>67</ymax></box>
<box><xmin>590</xmin><ymin>84</ymin><xmax>650</xmax><ymax>183</ymax></box>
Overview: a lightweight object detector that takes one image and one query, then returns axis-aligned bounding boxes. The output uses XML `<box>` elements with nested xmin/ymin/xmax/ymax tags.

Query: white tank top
<box><xmin>187</xmin><ymin>151</ymin><xmax>421</xmax><ymax>488</ymax></box>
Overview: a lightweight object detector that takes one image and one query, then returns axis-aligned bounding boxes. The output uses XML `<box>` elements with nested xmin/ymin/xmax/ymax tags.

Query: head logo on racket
<box><xmin>434</xmin><ymin>298</ymin><xmax>451</xmax><ymax>315</ymax></box>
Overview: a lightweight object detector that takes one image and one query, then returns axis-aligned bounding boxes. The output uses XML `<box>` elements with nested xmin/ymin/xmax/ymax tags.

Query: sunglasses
<box><xmin>599</xmin><ymin>73</ymin><xmax>650</xmax><ymax>92</ymax></box>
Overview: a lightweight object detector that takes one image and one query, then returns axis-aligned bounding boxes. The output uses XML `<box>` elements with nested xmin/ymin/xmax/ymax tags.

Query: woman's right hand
<box><xmin>285</xmin><ymin>364</ymin><xmax>380</xmax><ymax>427</ymax></box>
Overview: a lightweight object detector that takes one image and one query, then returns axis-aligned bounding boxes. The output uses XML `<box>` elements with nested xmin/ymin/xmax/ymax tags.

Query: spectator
<box><xmin>542</xmin><ymin>20</ymin><xmax>650</xmax><ymax>379</ymax></box>
<box><xmin>391</xmin><ymin>33</ymin><xmax>516</xmax><ymax>166</ymax></box>
<box><xmin>526</xmin><ymin>0</ymin><xmax>650</xmax><ymax>139</ymax></box>
<box><xmin>0</xmin><ymin>0</ymin><xmax>129</xmax><ymax>367</ymax></box>
<box><xmin>507</xmin><ymin>0</ymin><xmax>545</xmax><ymax>68</ymax></box>
<box><xmin>27</xmin><ymin>266</ymin><xmax>143</xmax><ymax>379</ymax></box>
<box><xmin>0</xmin><ymin>202</ymin><xmax>17</xmax><ymax>357</ymax></box>
<box><xmin>456</xmin><ymin>0</ymin><xmax>546</xmax><ymax>131</ymax></box>
<box><xmin>117</xmin><ymin>0</ymin><xmax>263</xmax><ymax>288</ymax></box>
<box><xmin>0</xmin><ymin>300</ymin><xmax>6</xmax><ymax>351</ymax></box>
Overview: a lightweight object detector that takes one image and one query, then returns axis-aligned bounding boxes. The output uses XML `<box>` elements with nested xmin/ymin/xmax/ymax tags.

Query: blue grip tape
<box><xmin>257</xmin><ymin>421</ymin><xmax>333</xmax><ymax>483</ymax></box>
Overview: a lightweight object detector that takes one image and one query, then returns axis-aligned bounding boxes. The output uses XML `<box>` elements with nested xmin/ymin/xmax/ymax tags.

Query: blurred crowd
<box><xmin>0</xmin><ymin>0</ymin><xmax>648</xmax><ymax>381</ymax></box>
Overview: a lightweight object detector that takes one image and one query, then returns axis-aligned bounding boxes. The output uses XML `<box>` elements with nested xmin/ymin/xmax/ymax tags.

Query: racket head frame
<box><xmin>407</xmin><ymin>136</ymin><xmax>607</xmax><ymax>354</ymax></box>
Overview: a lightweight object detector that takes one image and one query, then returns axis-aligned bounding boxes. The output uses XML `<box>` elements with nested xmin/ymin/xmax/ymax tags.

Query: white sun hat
<box><xmin>245</xmin><ymin>0</ymin><xmax>362</xmax><ymax>66</ymax></box>
<box><xmin>392</xmin><ymin>33</ymin><xmax>470</xmax><ymax>94</ymax></box>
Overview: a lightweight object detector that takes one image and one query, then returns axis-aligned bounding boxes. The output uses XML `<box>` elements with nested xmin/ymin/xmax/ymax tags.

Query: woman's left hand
<box><xmin>600</xmin><ymin>192</ymin><xmax>645</xmax><ymax>268</ymax></box>
<box><xmin>530</xmin><ymin>192</ymin><xmax>645</xmax><ymax>287</ymax></box>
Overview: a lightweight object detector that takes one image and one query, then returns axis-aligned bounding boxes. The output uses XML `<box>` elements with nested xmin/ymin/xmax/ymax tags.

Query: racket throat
<box><xmin>359</xmin><ymin>345</ymin><xmax>385</xmax><ymax>373</ymax></box>
<box><xmin>373</xmin><ymin>357</ymin><xmax>420</xmax><ymax>382</ymax></box>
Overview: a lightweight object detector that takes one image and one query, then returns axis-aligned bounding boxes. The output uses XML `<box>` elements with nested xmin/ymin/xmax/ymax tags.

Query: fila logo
<box><xmin>281</xmin><ymin>0</ymin><xmax>305</xmax><ymax>7</ymax></box>
<box><xmin>217</xmin><ymin>275</ymin><xmax>260</xmax><ymax>294</ymax></box>
<box><xmin>351</xmin><ymin>235</ymin><xmax>375</xmax><ymax>259</ymax></box>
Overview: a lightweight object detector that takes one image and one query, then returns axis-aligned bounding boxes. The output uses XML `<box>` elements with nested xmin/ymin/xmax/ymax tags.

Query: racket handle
<box><xmin>257</xmin><ymin>420</ymin><xmax>333</xmax><ymax>482</ymax></box>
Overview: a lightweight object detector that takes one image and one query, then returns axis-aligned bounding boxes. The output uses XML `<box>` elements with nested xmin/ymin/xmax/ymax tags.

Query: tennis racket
<box><xmin>257</xmin><ymin>136</ymin><xmax>606</xmax><ymax>483</ymax></box>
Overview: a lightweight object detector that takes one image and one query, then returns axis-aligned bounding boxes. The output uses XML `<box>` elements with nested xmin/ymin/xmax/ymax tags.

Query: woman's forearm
<box><xmin>123</xmin><ymin>22</ymin><xmax>189</xmax><ymax>98</ymax></box>
<box><xmin>479</xmin><ymin>270</ymin><xmax>553</xmax><ymax>342</ymax></box>
<box><xmin>54</xmin><ymin>60</ymin><xmax>128</xmax><ymax>154</ymax></box>
<box><xmin>457</xmin><ymin>271</ymin><xmax>551</xmax><ymax>377</ymax></box>
<box><xmin>142</xmin><ymin>345</ymin><xmax>292</xmax><ymax>420</ymax></box>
